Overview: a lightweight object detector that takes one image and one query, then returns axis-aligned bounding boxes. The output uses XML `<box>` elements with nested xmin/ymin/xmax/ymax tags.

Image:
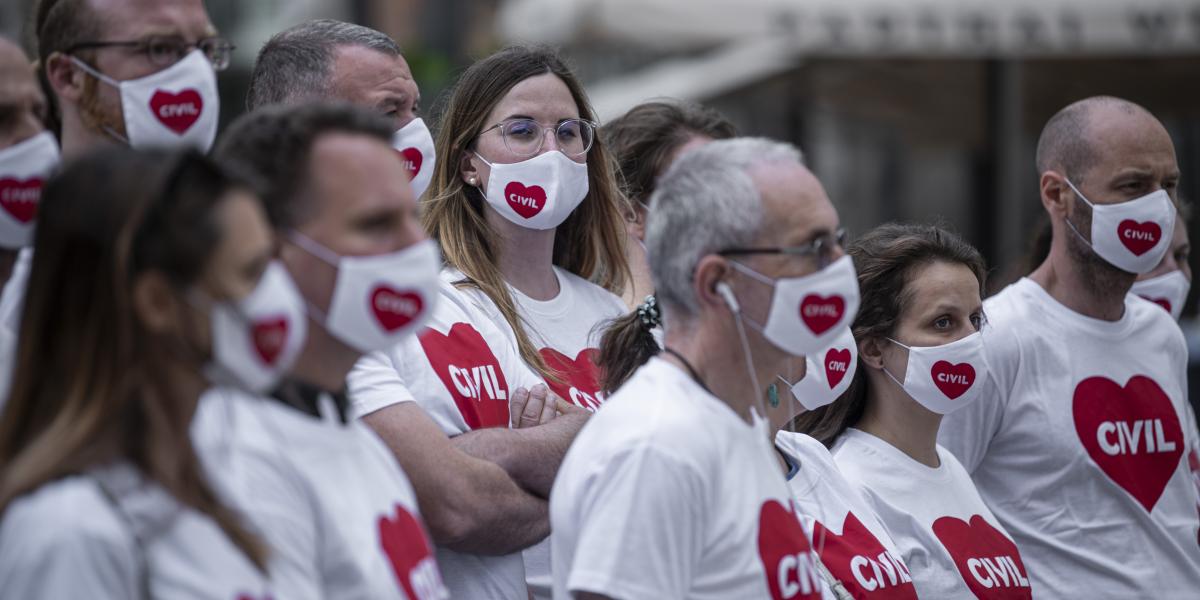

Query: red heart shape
<box><xmin>0</xmin><ymin>177</ymin><xmax>42</xmax><ymax>223</ymax></box>
<box><xmin>1073</xmin><ymin>375</ymin><xmax>1184</xmax><ymax>511</ymax></box>
<box><xmin>1138</xmin><ymin>295</ymin><xmax>1172</xmax><ymax>314</ymax></box>
<box><xmin>1117</xmin><ymin>219</ymin><xmax>1162</xmax><ymax>256</ymax></box>
<box><xmin>931</xmin><ymin>360</ymin><xmax>976</xmax><ymax>400</ymax></box>
<box><xmin>378</xmin><ymin>503</ymin><xmax>445</xmax><ymax>600</ymax></box>
<box><xmin>148</xmin><ymin>89</ymin><xmax>203</xmax><ymax>135</ymax></box>
<box><xmin>418</xmin><ymin>323</ymin><xmax>511</xmax><ymax>429</ymax></box>
<box><xmin>251</xmin><ymin>317</ymin><xmax>289</xmax><ymax>366</ymax></box>
<box><xmin>757</xmin><ymin>499</ymin><xmax>824</xmax><ymax>600</ymax></box>
<box><xmin>800</xmin><ymin>294</ymin><xmax>844</xmax><ymax>336</ymax></box>
<box><xmin>370</xmin><ymin>286</ymin><xmax>424</xmax><ymax>332</ymax></box>
<box><xmin>539</xmin><ymin>347</ymin><xmax>604</xmax><ymax>411</ymax></box>
<box><xmin>824</xmin><ymin>348</ymin><xmax>852</xmax><ymax>389</ymax></box>
<box><xmin>932</xmin><ymin>515</ymin><xmax>1031</xmax><ymax>599</ymax></box>
<box><xmin>504</xmin><ymin>181</ymin><xmax>546</xmax><ymax>219</ymax></box>
<box><xmin>397</xmin><ymin>147</ymin><xmax>423</xmax><ymax>180</ymax></box>
<box><xmin>811</xmin><ymin>513</ymin><xmax>917</xmax><ymax>599</ymax></box>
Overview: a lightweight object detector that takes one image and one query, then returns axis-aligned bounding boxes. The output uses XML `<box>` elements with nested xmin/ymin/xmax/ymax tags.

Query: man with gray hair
<box><xmin>248</xmin><ymin>19</ymin><xmax>435</xmax><ymax>198</ymax></box>
<box><xmin>549</xmin><ymin>138</ymin><xmax>859</xmax><ymax>599</ymax></box>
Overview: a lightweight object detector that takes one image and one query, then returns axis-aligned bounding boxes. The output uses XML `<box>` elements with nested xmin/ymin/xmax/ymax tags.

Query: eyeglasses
<box><xmin>719</xmin><ymin>228</ymin><xmax>848</xmax><ymax>269</ymax></box>
<box><xmin>478</xmin><ymin>118</ymin><xmax>596</xmax><ymax>158</ymax></box>
<box><xmin>67</xmin><ymin>36</ymin><xmax>235</xmax><ymax>72</ymax></box>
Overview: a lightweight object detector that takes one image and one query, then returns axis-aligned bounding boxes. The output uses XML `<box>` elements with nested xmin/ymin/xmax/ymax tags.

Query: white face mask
<box><xmin>392</xmin><ymin>117</ymin><xmax>436</xmax><ymax>200</ymax></box>
<box><xmin>883</xmin><ymin>331</ymin><xmax>988</xmax><ymax>415</ymax></box>
<box><xmin>1064</xmin><ymin>179</ymin><xmax>1176</xmax><ymax>274</ymax></box>
<box><xmin>730</xmin><ymin>255</ymin><xmax>861</xmax><ymax>357</ymax></box>
<box><xmin>203</xmin><ymin>262</ymin><xmax>308</xmax><ymax>393</ymax></box>
<box><xmin>289</xmin><ymin>233</ymin><xmax>441</xmax><ymax>353</ymax></box>
<box><xmin>780</xmin><ymin>326</ymin><xmax>858</xmax><ymax>411</ymax></box>
<box><xmin>475</xmin><ymin>150</ymin><xmax>589</xmax><ymax>230</ymax></box>
<box><xmin>1131</xmin><ymin>270</ymin><xmax>1190</xmax><ymax>321</ymax></box>
<box><xmin>72</xmin><ymin>49</ymin><xmax>219</xmax><ymax>151</ymax></box>
<box><xmin>0</xmin><ymin>132</ymin><xmax>59</xmax><ymax>248</ymax></box>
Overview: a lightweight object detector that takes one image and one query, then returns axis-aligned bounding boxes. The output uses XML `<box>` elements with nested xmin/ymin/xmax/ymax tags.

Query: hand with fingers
<box><xmin>510</xmin><ymin>384</ymin><xmax>560</xmax><ymax>429</ymax></box>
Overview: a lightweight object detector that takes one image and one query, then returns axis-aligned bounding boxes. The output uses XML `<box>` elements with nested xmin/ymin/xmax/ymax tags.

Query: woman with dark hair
<box><xmin>792</xmin><ymin>223</ymin><xmax>1033</xmax><ymax>598</ymax></box>
<box><xmin>0</xmin><ymin>148</ymin><xmax>299</xmax><ymax>598</ymax></box>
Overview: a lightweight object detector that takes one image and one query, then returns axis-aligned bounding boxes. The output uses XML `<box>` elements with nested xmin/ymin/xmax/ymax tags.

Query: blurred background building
<box><xmin>5</xmin><ymin>0</ymin><xmax>1200</xmax><ymax>303</ymax></box>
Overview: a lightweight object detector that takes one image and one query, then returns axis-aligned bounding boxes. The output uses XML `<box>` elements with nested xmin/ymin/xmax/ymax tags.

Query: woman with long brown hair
<box><xmin>0</xmin><ymin>148</ymin><xmax>287</xmax><ymax>598</ymax></box>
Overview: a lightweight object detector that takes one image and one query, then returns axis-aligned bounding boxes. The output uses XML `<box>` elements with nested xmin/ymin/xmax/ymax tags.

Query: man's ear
<box><xmin>693</xmin><ymin>254</ymin><xmax>735</xmax><ymax>314</ymax></box>
<box><xmin>43</xmin><ymin>52</ymin><xmax>86</xmax><ymax>104</ymax></box>
<box><xmin>859</xmin><ymin>336</ymin><xmax>885</xmax><ymax>370</ymax></box>
<box><xmin>1040</xmin><ymin>170</ymin><xmax>1073</xmax><ymax>220</ymax></box>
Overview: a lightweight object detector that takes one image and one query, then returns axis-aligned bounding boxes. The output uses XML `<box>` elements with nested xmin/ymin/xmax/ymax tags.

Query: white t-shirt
<box><xmin>939</xmin><ymin>277</ymin><xmax>1200</xmax><ymax>597</ymax></box>
<box><xmin>445</xmin><ymin>266</ymin><xmax>625</xmax><ymax>599</ymax></box>
<box><xmin>348</xmin><ymin>278</ymin><xmax>542</xmax><ymax>600</ymax></box>
<box><xmin>192</xmin><ymin>386</ymin><xmax>447</xmax><ymax>600</ymax></box>
<box><xmin>832</xmin><ymin>428</ymin><xmax>1033</xmax><ymax>599</ymax></box>
<box><xmin>0</xmin><ymin>463</ymin><xmax>273</xmax><ymax>599</ymax></box>
<box><xmin>775</xmin><ymin>431</ymin><xmax>918</xmax><ymax>599</ymax></box>
<box><xmin>551</xmin><ymin>357</ymin><xmax>833</xmax><ymax>600</ymax></box>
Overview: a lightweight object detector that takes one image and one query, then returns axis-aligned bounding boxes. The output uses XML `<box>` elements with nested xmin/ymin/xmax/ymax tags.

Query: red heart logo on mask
<box><xmin>370</xmin><ymin>286</ymin><xmax>424</xmax><ymax>332</ymax></box>
<box><xmin>1138</xmin><ymin>295</ymin><xmax>1172</xmax><ymax>314</ymax></box>
<box><xmin>251</xmin><ymin>317</ymin><xmax>289</xmax><ymax>366</ymax></box>
<box><xmin>1117</xmin><ymin>220</ymin><xmax>1161</xmax><ymax>256</ymax></box>
<box><xmin>931</xmin><ymin>361</ymin><xmax>976</xmax><ymax>400</ymax></box>
<box><xmin>148</xmin><ymin>89</ymin><xmax>203</xmax><ymax>135</ymax></box>
<box><xmin>0</xmin><ymin>177</ymin><xmax>42</xmax><ymax>223</ymax></box>
<box><xmin>824</xmin><ymin>348</ymin><xmax>852</xmax><ymax>389</ymax></box>
<box><xmin>504</xmin><ymin>181</ymin><xmax>546</xmax><ymax>219</ymax></box>
<box><xmin>799</xmin><ymin>294</ymin><xmax>844</xmax><ymax>335</ymax></box>
<box><xmin>539</xmin><ymin>347</ymin><xmax>605</xmax><ymax>411</ymax></box>
<box><xmin>1073</xmin><ymin>375</ymin><xmax>1184</xmax><ymax>511</ymax></box>
<box><xmin>932</xmin><ymin>515</ymin><xmax>1032</xmax><ymax>599</ymax></box>
<box><xmin>757</xmin><ymin>499</ymin><xmax>824</xmax><ymax>600</ymax></box>
<box><xmin>397</xmin><ymin>147</ymin><xmax>423</xmax><ymax>180</ymax></box>
<box><xmin>811</xmin><ymin>513</ymin><xmax>918</xmax><ymax>599</ymax></box>
<box><xmin>378</xmin><ymin>503</ymin><xmax>446</xmax><ymax>600</ymax></box>
<box><xmin>418</xmin><ymin>322</ymin><xmax>511</xmax><ymax>429</ymax></box>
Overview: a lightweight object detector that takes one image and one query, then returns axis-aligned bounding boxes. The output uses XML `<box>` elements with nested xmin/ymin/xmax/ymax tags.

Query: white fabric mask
<box><xmin>72</xmin><ymin>49</ymin><xmax>219</xmax><ymax>151</ymax></box>
<box><xmin>730</xmin><ymin>255</ymin><xmax>861</xmax><ymax>356</ymax></box>
<box><xmin>780</xmin><ymin>326</ymin><xmax>858</xmax><ymax>410</ymax></box>
<box><xmin>1131</xmin><ymin>270</ymin><xmax>1190</xmax><ymax>321</ymax></box>
<box><xmin>392</xmin><ymin>117</ymin><xmax>436</xmax><ymax>200</ymax></box>
<box><xmin>475</xmin><ymin>150</ymin><xmax>588</xmax><ymax>230</ymax></box>
<box><xmin>205</xmin><ymin>262</ymin><xmax>308</xmax><ymax>393</ymax></box>
<box><xmin>289</xmin><ymin>233</ymin><xmax>441</xmax><ymax>353</ymax></box>
<box><xmin>883</xmin><ymin>331</ymin><xmax>988</xmax><ymax>415</ymax></box>
<box><xmin>1064</xmin><ymin>179</ymin><xmax>1176</xmax><ymax>274</ymax></box>
<box><xmin>0</xmin><ymin>131</ymin><xmax>59</xmax><ymax>248</ymax></box>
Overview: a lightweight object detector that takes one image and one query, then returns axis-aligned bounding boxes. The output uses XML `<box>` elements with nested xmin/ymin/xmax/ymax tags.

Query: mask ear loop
<box><xmin>284</xmin><ymin>231</ymin><xmax>338</xmax><ymax>325</ymax></box>
<box><xmin>718</xmin><ymin>281</ymin><xmax>769</xmax><ymax>423</ymax></box>
<box><xmin>69</xmin><ymin>56</ymin><xmax>132</xmax><ymax>145</ymax></box>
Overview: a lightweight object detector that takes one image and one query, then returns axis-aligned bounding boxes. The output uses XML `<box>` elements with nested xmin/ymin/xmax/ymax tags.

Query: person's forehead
<box><xmin>1084</xmin><ymin>107</ymin><xmax>1177</xmax><ymax>176</ymax></box>
<box><xmin>330</xmin><ymin>45</ymin><xmax>416</xmax><ymax>98</ymax></box>
<box><xmin>307</xmin><ymin>132</ymin><xmax>405</xmax><ymax>209</ymax></box>
<box><xmin>489</xmin><ymin>73</ymin><xmax>578</xmax><ymax>121</ymax></box>
<box><xmin>751</xmin><ymin>162</ymin><xmax>838</xmax><ymax>242</ymax></box>
<box><xmin>89</xmin><ymin>0</ymin><xmax>216</xmax><ymax>39</ymax></box>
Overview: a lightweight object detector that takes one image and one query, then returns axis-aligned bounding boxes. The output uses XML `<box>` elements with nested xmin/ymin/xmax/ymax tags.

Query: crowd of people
<box><xmin>0</xmin><ymin>1</ymin><xmax>1197</xmax><ymax>598</ymax></box>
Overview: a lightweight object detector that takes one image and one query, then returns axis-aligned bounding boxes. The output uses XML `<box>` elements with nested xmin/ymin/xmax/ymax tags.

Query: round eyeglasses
<box><xmin>478</xmin><ymin>118</ymin><xmax>596</xmax><ymax>158</ymax></box>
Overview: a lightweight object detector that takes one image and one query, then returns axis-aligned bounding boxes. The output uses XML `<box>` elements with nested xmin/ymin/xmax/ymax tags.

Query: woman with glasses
<box><xmin>792</xmin><ymin>223</ymin><xmax>1033</xmax><ymax>599</ymax></box>
<box><xmin>0</xmin><ymin>148</ymin><xmax>275</xmax><ymax>598</ymax></box>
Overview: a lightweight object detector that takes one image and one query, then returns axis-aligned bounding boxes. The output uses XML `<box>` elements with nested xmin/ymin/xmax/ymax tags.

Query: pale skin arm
<box><xmin>362</xmin><ymin>403</ymin><xmax>549</xmax><ymax>555</ymax></box>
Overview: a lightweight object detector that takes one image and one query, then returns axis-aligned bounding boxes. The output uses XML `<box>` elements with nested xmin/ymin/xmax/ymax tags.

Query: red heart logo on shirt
<box><xmin>539</xmin><ymin>347</ymin><xmax>604</xmax><ymax>411</ymax></box>
<box><xmin>1117</xmin><ymin>220</ymin><xmax>1161</xmax><ymax>256</ymax></box>
<box><xmin>931</xmin><ymin>361</ymin><xmax>976</xmax><ymax>400</ymax></box>
<box><xmin>824</xmin><ymin>348</ymin><xmax>852</xmax><ymax>389</ymax></box>
<box><xmin>379</xmin><ymin>503</ymin><xmax>446</xmax><ymax>600</ymax></box>
<box><xmin>758</xmin><ymin>499</ymin><xmax>824</xmax><ymax>600</ymax></box>
<box><xmin>419</xmin><ymin>322</ymin><xmax>510</xmax><ymax>429</ymax></box>
<box><xmin>148</xmin><ymin>89</ymin><xmax>203</xmax><ymax>135</ymax></box>
<box><xmin>397</xmin><ymin>147</ymin><xmax>423</xmax><ymax>180</ymax></box>
<box><xmin>251</xmin><ymin>317</ymin><xmax>289</xmax><ymax>366</ymax></box>
<box><xmin>0</xmin><ymin>177</ymin><xmax>42</xmax><ymax>223</ymax></box>
<box><xmin>799</xmin><ymin>294</ymin><xmax>844</xmax><ymax>336</ymax></box>
<box><xmin>1073</xmin><ymin>375</ymin><xmax>1184</xmax><ymax>511</ymax></box>
<box><xmin>504</xmin><ymin>181</ymin><xmax>546</xmax><ymax>219</ymax></box>
<box><xmin>932</xmin><ymin>515</ymin><xmax>1031</xmax><ymax>599</ymax></box>
<box><xmin>810</xmin><ymin>512</ymin><xmax>917</xmax><ymax>599</ymax></box>
<box><xmin>370</xmin><ymin>286</ymin><xmax>424</xmax><ymax>332</ymax></box>
<box><xmin>1138</xmin><ymin>295</ymin><xmax>1173</xmax><ymax>314</ymax></box>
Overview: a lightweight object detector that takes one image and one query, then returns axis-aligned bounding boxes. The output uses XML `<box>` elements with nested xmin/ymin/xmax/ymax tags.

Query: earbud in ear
<box><xmin>715</xmin><ymin>282</ymin><xmax>740</xmax><ymax>313</ymax></box>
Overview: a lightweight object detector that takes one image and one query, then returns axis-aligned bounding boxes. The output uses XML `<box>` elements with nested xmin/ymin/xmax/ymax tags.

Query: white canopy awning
<box><xmin>499</xmin><ymin>0</ymin><xmax>1200</xmax><ymax>56</ymax></box>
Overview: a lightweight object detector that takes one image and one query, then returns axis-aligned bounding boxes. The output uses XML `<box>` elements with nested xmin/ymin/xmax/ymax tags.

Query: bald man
<box><xmin>940</xmin><ymin>97</ymin><xmax>1200</xmax><ymax>597</ymax></box>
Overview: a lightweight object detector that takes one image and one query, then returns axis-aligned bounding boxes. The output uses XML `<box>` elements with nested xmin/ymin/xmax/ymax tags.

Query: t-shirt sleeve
<box><xmin>564</xmin><ymin>445</ymin><xmax>707</xmax><ymax>599</ymax></box>
<box><xmin>347</xmin><ymin>348</ymin><xmax>416</xmax><ymax>419</ymax></box>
